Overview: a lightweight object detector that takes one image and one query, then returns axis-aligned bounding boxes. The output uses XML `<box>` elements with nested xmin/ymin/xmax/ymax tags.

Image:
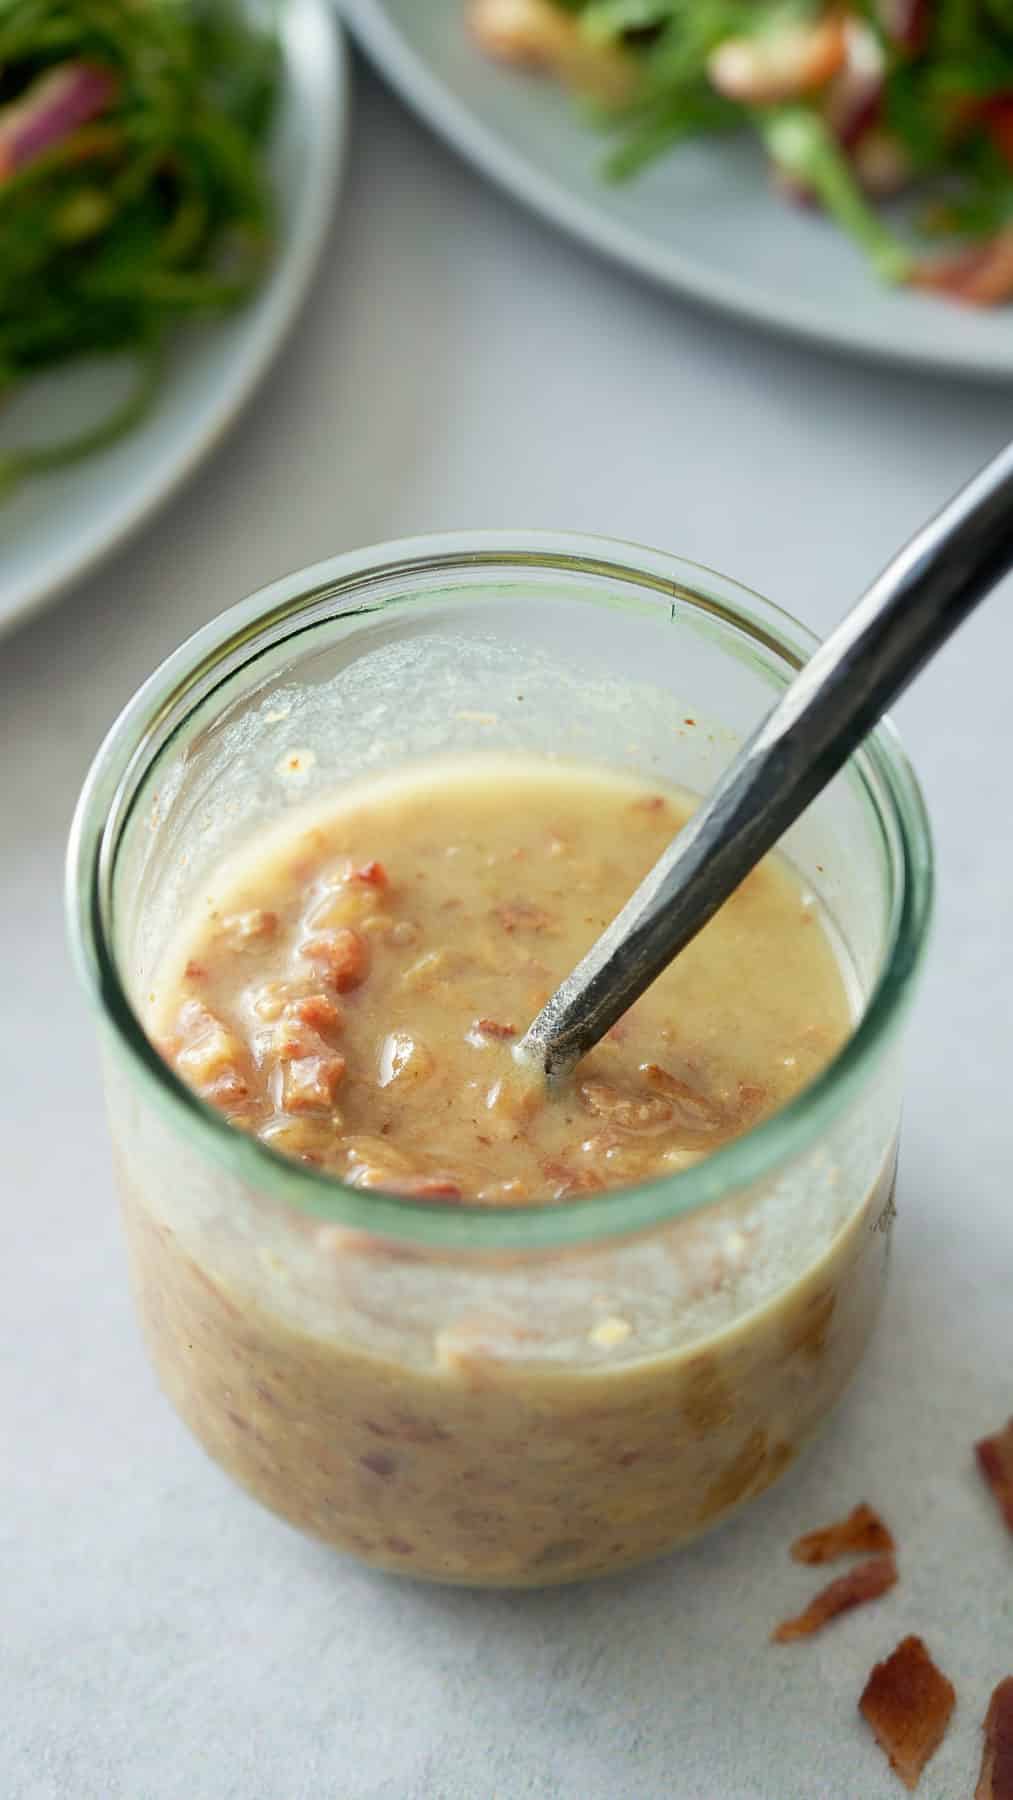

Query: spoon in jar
<box><xmin>515</xmin><ymin>438</ymin><xmax>1013</xmax><ymax>1086</ymax></box>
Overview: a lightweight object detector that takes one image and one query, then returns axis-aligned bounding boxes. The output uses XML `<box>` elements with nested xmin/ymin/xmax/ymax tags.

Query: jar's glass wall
<box><xmin>73</xmin><ymin>538</ymin><xmax>930</xmax><ymax>1585</ymax></box>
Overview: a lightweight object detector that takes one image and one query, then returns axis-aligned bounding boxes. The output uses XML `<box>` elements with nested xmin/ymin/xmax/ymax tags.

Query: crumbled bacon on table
<box><xmin>772</xmin><ymin>1553</ymin><xmax>897</xmax><ymax>1642</ymax></box>
<box><xmin>859</xmin><ymin>1635</ymin><xmax>955</xmax><ymax>1791</ymax></box>
<box><xmin>976</xmin><ymin>1678</ymin><xmax>1013</xmax><ymax>1800</ymax></box>
<box><xmin>976</xmin><ymin>1418</ymin><xmax>1013</xmax><ymax>1535</ymax></box>
<box><xmin>791</xmin><ymin>1501</ymin><xmax>895</xmax><ymax>1564</ymax></box>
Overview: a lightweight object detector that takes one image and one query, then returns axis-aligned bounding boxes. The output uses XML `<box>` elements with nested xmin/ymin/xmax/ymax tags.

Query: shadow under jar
<box><xmin>67</xmin><ymin>532</ymin><xmax>932</xmax><ymax>1587</ymax></box>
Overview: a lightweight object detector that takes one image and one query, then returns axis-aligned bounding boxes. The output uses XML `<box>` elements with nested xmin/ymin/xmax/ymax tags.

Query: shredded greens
<box><xmin>0</xmin><ymin>0</ymin><xmax>280</xmax><ymax>495</ymax></box>
<box><xmin>478</xmin><ymin>0</ymin><xmax>1013</xmax><ymax>299</ymax></box>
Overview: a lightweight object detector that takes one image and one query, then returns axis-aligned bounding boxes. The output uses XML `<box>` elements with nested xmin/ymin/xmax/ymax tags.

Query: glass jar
<box><xmin>67</xmin><ymin>532</ymin><xmax>932</xmax><ymax>1587</ymax></box>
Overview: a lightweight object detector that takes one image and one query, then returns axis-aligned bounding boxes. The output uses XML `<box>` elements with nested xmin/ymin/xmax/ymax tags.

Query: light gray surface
<box><xmin>3</xmin><ymin>63</ymin><xmax>1011</xmax><ymax>1800</ymax></box>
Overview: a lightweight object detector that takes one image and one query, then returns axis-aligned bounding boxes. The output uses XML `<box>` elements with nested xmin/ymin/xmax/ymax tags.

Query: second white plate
<box><xmin>343</xmin><ymin>0</ymin><xmax>1013</xmax><ymax>382</ymax></box>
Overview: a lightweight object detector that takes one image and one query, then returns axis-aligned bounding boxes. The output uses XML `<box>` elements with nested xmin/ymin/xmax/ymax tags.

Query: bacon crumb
<box><xmin>300</xmin><ymin>926</ymin><xmax>368</xmax><ymax>992</ymax></box>
<box><xmin>791</xmin><ymin>1501</ymin><xmax>894</xmax><ymax>1564</ymax></box>
<box><xmin>494</xmin><ymin>900</ymin><xmax>553</xmax><ymax>934</ymax></box>
<box><xmin>772</xmin><ymin>1553</ymin><xmax>897</xmax><ymax>1642</ymax></box>
<box><xmin>976</xmin><ymin>1677</ymin><xmax>1013</xmax><ymax>1800</ymax></box>
<box><xmin>386</xmin><ymin>1176</ymin><xmax>464</xmax><ymax>1202</ymax></box>
<box><xmin>349</xmin><ymin>860</ymin><xmax>388</xmax><ymax>888</ymax></box>
<box><xmin>859</xmin><ymin>1635</ymin><xmax>955</xmax><ymax>1791</ymax></box>
<box><xmin>475</xmin><ymin>1018</ymin><xmax>517</xmax><ymax>1038</ymax></box>
<box><xmin>291</xmin><ymin>994</ymin><xmax>344</xmax><ymax>1035</ymax></box>
<box><xmin>976</xmin><ymin>1418</ymin><xmax>1013</xmax><ymax>1534</ymax></box>
<box><xmin>184</xmin><ymin>960</ymin><xmax>207</xmax><ymax>981</ymax></box>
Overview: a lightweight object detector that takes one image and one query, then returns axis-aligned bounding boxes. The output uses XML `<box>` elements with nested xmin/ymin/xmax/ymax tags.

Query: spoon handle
<box><xmin>518</xmin><ymin>439</ymin><xmax>1013</xmax><ymax>1083</ymax></box>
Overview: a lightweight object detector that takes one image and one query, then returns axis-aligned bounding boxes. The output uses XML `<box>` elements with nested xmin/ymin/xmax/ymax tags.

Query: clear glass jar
<box><xmin>67</xmin><ymin>532</ymin><xmax>932</xmax><ymax>1587</ymax></box>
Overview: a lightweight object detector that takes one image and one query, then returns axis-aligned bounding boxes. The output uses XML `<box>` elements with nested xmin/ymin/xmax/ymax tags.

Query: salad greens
<box><xmin>474</xmin><ymin>0</ymin><xmax>1013</xmax><ymax>302</ymax></box>
<box><xmin>0</xmin><ymin>0</ymin><xmax>280</xmax><ymax>496</ymax></box>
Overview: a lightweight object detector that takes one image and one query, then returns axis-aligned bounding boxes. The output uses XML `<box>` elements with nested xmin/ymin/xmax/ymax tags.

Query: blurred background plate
<box><xmin>343</xmin><ymin>0</ymin><xmax>1013</xmax><ymax>382</ymax></box>
<box><xmin>0</xmin><ymin>0</ymin><xmax>347</xmax><ymax>639</ymax></box>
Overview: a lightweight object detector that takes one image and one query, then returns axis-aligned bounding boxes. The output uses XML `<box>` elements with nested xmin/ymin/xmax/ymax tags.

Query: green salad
<box><xmin>471</xmin><ymin>0</ymin><xmax>1013</xmax><ymax>304</ymax></box>
<box><xmin>0</xmin><ymin>0</ymin><xmax>280</xmax><ymax>495</ymax></box>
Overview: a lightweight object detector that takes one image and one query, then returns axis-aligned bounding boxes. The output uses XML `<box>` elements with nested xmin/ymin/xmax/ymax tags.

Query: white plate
<box><xmin>0</xmin><ymin>0</ymin><xmax>347</xmax><ymax>638</ymax></box>
<box><xmin>343</xmin><ymin>0</ymin><xmax>1013</xmax><ymax>380</ymax></box>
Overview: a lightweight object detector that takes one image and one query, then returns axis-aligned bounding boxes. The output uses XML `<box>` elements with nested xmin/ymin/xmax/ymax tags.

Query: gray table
<box><xmin>4</xmin><ymin>63</ymin><xmax>1011</xmax><ymax>1800</ymax></box>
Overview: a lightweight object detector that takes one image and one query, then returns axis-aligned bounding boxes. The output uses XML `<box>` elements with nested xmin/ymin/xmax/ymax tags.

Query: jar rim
<box><xmin>66</xmin><ymin>530</ymin><xmax>934</xmax><ymax>1250</ymax></box>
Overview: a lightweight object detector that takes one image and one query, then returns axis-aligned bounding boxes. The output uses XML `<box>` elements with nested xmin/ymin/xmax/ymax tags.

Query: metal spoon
<box><xmin>516</xmin><ymin>440</ymin><xmax>1013</xmax><ymax>1085</ymax></box>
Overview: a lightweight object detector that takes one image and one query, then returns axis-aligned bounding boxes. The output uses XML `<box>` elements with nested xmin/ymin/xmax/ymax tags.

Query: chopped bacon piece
<box><xmin>977</xmin><ymin>1419</ymin><xmax>1013</xmax><ymax>1534</ymax></box>
<box><xmin>280</xmin><ymin>1052</ymin><xmax>346</xmax><ymax>1113</ymax></box>
<box><xmin>977</xmin><ymin>1678</ymin><xmax>1013</xmax><ymax>1800</ymax></box>
<box><xmin>772</xmin><ymin>1553</ymin><xmax>897</xmax><ymax>1642</ymax></box>
<box><xmin>494</xmin><ymin>899</ymin><xmax>553</xmax><ymax>934</ymax></box>
<box><xmin>640</xmin><ymin>1064</ymin><xmax>724</xmax><ymax>1134</ymax></box>
<box><xmin>859</xmin><ymin>1636</ymin><xmax>955</xmax><ymax>1791</ymax></box>
<box><xmin>579</xmin><ymin>1080</ymin><xmax>674</xmax><ymax>1136</ymax></box>
<box><xmin>791</xmin><ymin>1502</ymin><xmax>894</xmax><ymax>1564</ymax></box>
<box><xmin>300</xmin><ymin>926</ymin><xmax>368</xmax><ymax>992</ymax></box>
<box><xmin>290</xmin><ymin>993</ymin><xmax>344</xmax><ymax>1035</ymax></box>
<box><xmin>349</xmin><ymin>860</ymin><xmax>388</xmax><ymax>888</ymax></box>
<box><xmin>380</xmin><ymin>1175</ymin><xmax>464</xmax><ymax>1202</ymax></box>
<box><xmin>541</xmin><ymin>1157</ymin><xmax>605</xmax><ymax>1199</ymax></box>
<box><xmin>911</xmin><ymin>232</ymin><xmax>1013</xmax><ymax>307</ymax></box>
<box><xmin>475</xmin><ymin>1018</ymin><xmax>517</xmax><ymax>1038</ymax></box>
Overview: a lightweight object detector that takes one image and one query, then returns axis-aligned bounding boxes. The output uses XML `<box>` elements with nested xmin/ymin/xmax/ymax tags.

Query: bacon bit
<box><xmin>859</xmin><ymin>1636</ymin><xmax>955</xmax><ymax>1791</ymax></box>
<box><xmin>976</xmin><ymin>1677</ymin><xmax>1013</xmax><ymax>1800</ymax></box>
<box><xmin>541</xmin><ymin>1157</ymin><xmax>606</xmax><ymax>1199</ymax></box>
<box><xmin>385</xmin><ymin>1175</ymin><xmax>464</xmax><ymax>1202</ymax></box>
<box><xmin>280</xmin><ymin>1053</ymin><xmax>346</xmax><ymax>1113</ymax></box>
<box><xmin>345</xmin><ymin>1157</ymin><xmax>462</xmax><ymax>1201</ymax></box>
<box><xmin>475</xmin><ymin>1018</ymin><xmax>517</xmax><ymax>1038</ymax></box>
<box><xmin>772</xmin><ymin>1553</ymin><xmax>897</xmax><ymax>1642</ymax></box>
<box><xmin>349</xmin><ymin>860</ymin><xmax>388</xmax><ymax>888</ymax></box>
<box><xmin>184</xmin><ymin>960</ymin><xmax>207</xmax><ymax>982</ymax></box>
<box><xmin>640</xmin><ymin>1064</ymin><xmax>724</xmax><ymax>1134</ymax></box>
<box><xmin>0</xmin><ymin>63</ymin><xmax>117</xmax><ymax>181</ymax></box>
<box><xmin>579</xmin><ymin>1080</ymin><xmax>674</xmax><ymax>1136</ymax></box>
<box><xmin>630</xmin><ymin>794</ymin><xmax>666</xmax><ymax>813</ymax></box>
<box><xmin>976</xmin><ymin>1418</ymin><xmax>1013</xmax><ymax>1534</ymax></box>
<box><xmin>300</xmin><ymin>926</ymin><xmax>368</xmax><ymax>991</ymax></box>
<box><xmin>791</xmin><ymin>1502</ymin><xmax>894</xmax><ymax>1564</ymax></box>
<box><xmin>494</xmin><ymin>899</ymin><xmax>554</xmax><ymax>934</ymax></box>
<box><xmin>290</xmin><ymin>993</ymin><xmax>344</xmax><ymax>1035</ymax></box>
<box><xmin>737</xmin><ymin>1080</ymin><xmax>767</xmax><ymax>1115</ymax></box>
<box><xmin>911</xmin><ymin>232</ymin><xmax>1013</xmax><ymax>307</ymax></box>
